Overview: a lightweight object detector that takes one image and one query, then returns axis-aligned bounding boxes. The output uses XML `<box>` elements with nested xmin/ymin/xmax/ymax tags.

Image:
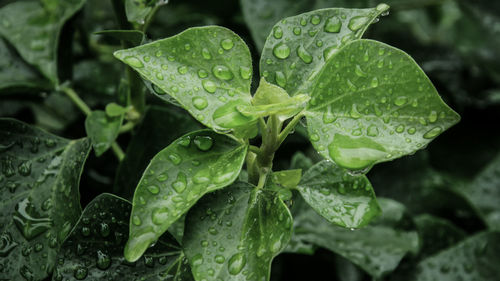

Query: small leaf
<box><xmin>296</xmin><ymin>160</ymin><xmax>380</xmax><ymax>228</ymax></box>
<box><xmin>290</xmin><ymin>151</ymin><xmax>314</xmax><ymax>170</ymax></box>
<box><xmin>260</xmin><ymin>5</ymin><xmax>389</xmax><ymax>96</ymax></box>
<box><xmin>305</xmin><ymin>39</ymin><xmax>460</xmax><ymax>171</ymax></box>
<box><xmin>114</xmin><ymin>26</ymin><xmax>257</xmax><ymax>133</ymax></box>
<box><xmin>271</xmin><ymin>169</ymin><xmax>302</xmax><ymax>189</ymax></box>
<box><xmin>105</xmin><ymin>103</ymin><xmax>127</xmax><ymax>117</ymax></box>
<box><xmin>125</xmin><ymin>130</ymin><xmax>248</xmax><ymax>262</ymax></box>
<box><xmin>0</xmin><ymin>118</ymin><xmax>90</xmax><ymax>281</ymax></box>
<box><xmin>183</xmin><ymin>182</ymin><xmax>293</xmax><ymax>281</ymax></box>
<box><xmin>125</xmin><ymin>0</ymin><xmax>168</xmax><ymax>25</ymax></box>
<box><xmin>95</xmin><ymin>30</ymin><xmax>145</xmax><ymax>46</ymax></box>
<box><xmin>0</xmin><ymin>0</ymin><xmax>86</xmax><ymax>84</ymax></box>
<box><xmin>53</xmin><ymin>193</ymin><xmax>194</xmax><ymax>281</ymax></box>
<box><xmin>85</xmin><ymin>110</ymin><xmax>123</xmax><ymax>157</ymax></box>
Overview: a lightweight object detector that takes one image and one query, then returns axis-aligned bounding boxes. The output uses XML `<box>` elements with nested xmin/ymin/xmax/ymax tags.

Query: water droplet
<box><xmin>394</xmin><ymin>96</ymin><xmax>408</xmax><ymax>106</ymax></box>
<box><xmin>152</xmin><ymin>207</ymin><xmax>169</xmax><ymax>225</ymax></box>
<box><xmin>396</xmin><ymin>125</ymin><xmax>405</xmax><ymax>133</ymax></box>
<box><xmin>96</xmin><ymin>250</ymin><xmax>111</xmax><ymax>270</ymax></box>
<box><xmin>354</xmin><ymin>65</ymin><xmax>367</xmax><ymax>77</ymax></box>
<box><xmin>273</xmin><ymin>42</ymin><xmax>291</xmax><ymax>59</ymax></box>
<box><xmin>423</xmin><ymin>127</ymin><xmax>442</xmax><ymax>139</ymax></box>
<box><xmin>13</xmin><ymin>198</ymin><xmax>52</xmax><ymax>240</ymax></box>
<box><xmin>18</xmin><ymin>161</ymin><xmax>31</xmax><ymax>176</ymax></box>
<box><xmin>328</xmin><ymin>134</ymin><xmax>389</xmax><ymax>170</ymax></box>
<box><xmin>323</xmin><ymin>45</ymin><xmax>339</xmax><ymax>61</ymax></box>
<box><xmin>74</xmin><ymin>266</ymin><xmax>88</xmax><ymax>280</ymax></box>
<box><xmin>293</xmin><ymin>27</ymin><xmax>302</xmax><ymax>35</ymax></box>
<box><xmin>348</xmin><ymin>16</ymin><xmax>369</xmax><ymax>31</ymax></box>
<box><xmin>221</xmin><ymin>39</ymin><xmax>234</xmax><ymax>50</ymax></box>
<box><xmin>311</xmin><ymin>15</ymin><xmax>321</xmax><ymax>25</ymax></box>
<box><xmin>212</xmin><ymin>65</ymin><xmax>233</xmax><ymax>81</ymax></box>
<box><xmin>297</xmin><ymin>45</ymin><xmax>312</xmax><ymax>64</ymax></box>
<box><xmin>168</xmin><ymin>153</ymin><xmax>182</xmax><ymax>165</ymax></box>
<box><xmin>275</xmin><ymin>71</ymin><xmax>286</xmax><ymax>88</ymax></box>
<box><xmin>370</xmin><ymin>77</ymin><xmax>379</xmax><ymax>87</ymax></box>
<box><xmin>324</xmin><ymin>16</ymin><xmax>342</xmax><ymax>33</ymax></box>
<box><xmin>100</xmin><ymin>222</ymin><xmax>110</xmax><ymax>237</ymax></box>
<box><xmin>273</xmin><ymin>26</ymin><xmax>283</xmax><ymax>39</ymax></box>
<box><xmin>0</xmin><ymin>232</ymin><xmax>18</xmax><ymax>257</ymax></box>
<box><xmin>215</xmin><ymin>255</ymin><xmax>225</xmax><ymax>264</ymax></box>
<box><xmin>202</xmin><ymin>80</ymin><xmax>217</xmax><ymax>93</ymax></box>
<box><xmin>157</xmin><ymin>173</ymin><xmax>169</xmax><ymax>182</ymax></box>
<box><xmin>193</xmin><ymin>97</ymin><xmax>208</xmax><ymax>110</ymax></box>
<box><xmin>147</xmin><ymin>185</ymin><xmax>160</xmax><ymax>194</ymax></box>
<box><xmin>172</xmin><ymin>173</ymin><xmax>187</xmax><ymax>193</ymax></box>
<box><xmin>227</xmin><ymin>253</ymin><xmax>246</xmax><ymax>275</ymax></box>
<box><xmin>178</xmin><ymin>66</ymin><xmax>188</xmax><ymax>75</ymax></box>
<box><xmin>322</xmin><ymin>107</ymin><xmax>336</xmax><ymax>124</ymax></box>
<box><xmin>367</xmin><ymin>125</ymin><xmax>379</xmax><ymax>137</ymax></box>
<box><xmin>428</xmin><ymin>110</ymin><xmax>438</xmax><ymax>123</ymax></box>
<box><xmin>194</xmin><ymin>135</ymin><xmax>214</xmax><ymax>151</ymax></box>
<box><xmin>132</xmin><ymin>216</ymin><xmax>142</xmax><ymax>226</ymax></box>
<box><xmin>124</xmin><ymin>56</ymin><xmax>143</xmax><ymax>68</ymax></box>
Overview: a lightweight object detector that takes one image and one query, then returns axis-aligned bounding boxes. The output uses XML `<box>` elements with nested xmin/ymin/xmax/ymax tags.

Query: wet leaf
<box><xmin>0</xmin><ymin>118</ymin><xmax>90</xmax><ymax>280</ymax></box>
<box><xmin>305</xmin><ymin>39</ymin><xmax>460</xmax><ymax>171</ymax></box>
<box><xmin>272</xmin><ymin>169</ymin><xmax>302</xmax><ymax>190</ymax></box>
<box><xmin>0</xmin><ymin>0</ymin><xmax>86</xmax><ymax>84</ymax></box>
<box><xmin>114</xmin><ymin>26</ymin><xmax>257</xmax><ymax>133</ymax></box>
<box><xmin>85</xmin><ymin>110</ymin><xmax>123</xmax><ymax>157</ymax></box>
<box><xmin>183</xmin><ymin>182</ymin><xmax>293</xmax><ymax>281</ymax></box>
<box><xmin>414</xmin><ymin>214</ymin><xmax>466</xmax><ymax>258</ymax></box>
<box><xmin>125</xmin><ymin>130</ymin><xmax>247</xmax><ymax>262</ymax></box>
<box><xmin>53</xmin><ymin>193</ymin><xmax>193</xmax><ymax>281</ymax></box>
<box><xmin>297</xmin><ymin>160</ymin><xmax>380</xmax><ymax>228</ymax></box>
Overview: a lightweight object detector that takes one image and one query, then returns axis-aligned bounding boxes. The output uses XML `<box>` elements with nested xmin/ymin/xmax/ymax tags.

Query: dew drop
<box><xmin>297</xmin><ymin>45</ymin><xmax>312</xmax><ymax>64</ymax></box>
<box><xmin>370</xmin><ymin>77</ymin><xmax>379</xmax><ymax>87</ymax></box>
<box><xmin>423</xmin><ymin>127</ymin><xmax>442</xmax><ymax>139</ymax></box>
<box><xmin>96</xmin><ymin>250</ymin><xmax>111</xmax><ymax>270</ymax></box>
<box><xmin>73</xmin><ymin>267</ymin><xmax>88</xmax><ymax>280</ymax></box>
<box><xmin>212</xmin><ymin>65</ymin><xmax>233</xmax><ymax>81</ymax></box>
<box><xmin>168</xmin><ymin>153</ymin><xmax>182</xmax><ymax>165</ymax></box>
<box><xmin>273</xmin><ymin>42</ymin><xmax>291</xmax><ymax>59</ymax></box>
<box><xmin>124</xmin><ymin>56</ymin><xmax>143</xmax><ymax>68</ymax></box>
<box><xmin>227</xmin><ymin>253</ymin><xmax>246</xmax><ymax>275</ymax></box>
<box><xmin>215</xmin><ymin>255</ymin><xmax>225</xmax><ymax>264</ymax></box>
<box><xmin>293</xmin><ymin>27</ymin><xmax>302</xmax><ymax>35</ymax></box>
<box><xmin>202</xmin><ymin>80</ymin><xmax>217</xmax><ymax>93</ymax></box>
<box><xmin>152</xmin><ymin>207</ymin><xmax>169</xmax><ymax>225</ymax></box>
<box><xmin>172</xmin><ymin>173</ymin><xmax>187</xmax><ymax>193</ymax></box>
<box><xmin>178</xmin><ymin>66</ymin><xmax>188</xmax><ymax>75</ymax></box>
<box><xmin>194</xmin><ymin>135</ymin><xmax>214</xmax><ymax>151</ymax></box>
<box><xmin>132</xmin><ymin>216</ymin><xmax>141</xmax><ymax>226</ymax></box>
<box><xmin>394</xmin><ymin>96</ymin><xmax>408</xmax><ymax>106</ymax></box>
<box><xmin>311</xmin><ymin>15</ymin><xmax>321</xmax><ymax>25</ymax></box>
<box><xmin>221</xmin><ymin>39</ymin><xmax>234</xmax><ymax>50</ymax></box>
<box><xmin>348</xmin><ymin>16</ymin><xmax>369</xmax><ymax>31</ymax></box>
<box><xmin>193</xmin><ymin>97</ymin><xmax>208</xmax><ymax>110</ymax></box>
<box><xmin>428</xmin><ymin>110</ymin><xmax>438</xmax><ymax>123</ymax></box>
<box><xmin>324</xmin><ymin>16</ymin><xmax>342</xmax><ymax>33</ymax></box>
<box><xmin>239</xmin><ymin>66</ymin><xmax>251</xmax><ymax>80</ymax></box>
<box><xmin>146</xmin><ymin>185</ymin><xmax>160</xmax><ymax>195</ymax></box>
<box><xmin>197</xmin><ymin>69</ymin><xmax>208</xmax><ymax>78</ymax></box>
<box><xmin>273</xmin><ymin>26</ymin><xmax>283</xmax><ymax>39</ymax></box>
<box><xmin>275</xmin><ymin>71</ymin><xmax>286</xmax><ymax>88</ymax></box>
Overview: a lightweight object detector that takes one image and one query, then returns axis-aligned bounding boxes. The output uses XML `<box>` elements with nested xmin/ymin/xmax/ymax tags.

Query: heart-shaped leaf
<box><xmin>85</xmin><ymin>110</ymin><xmax>123</xmax><ymax>157</ymax></box>
<box><xmin>297</xmin><ymin>160</ymin><xmax>381</xmax><ymax>228</ymax></box>
<box><xmin>0</xmin><ymin>118</ymin><xmax>90</xmax><ymax>281</ymax></box>
<box><xmin>114</xmin><ymin>26</ymin><xmax>257</xmax><ymax>133</ymax></box>
<box><xmin>125</xmin><ymin>130</ymin><xmax>248</xmax><ymax>262</ymax></box>
<box><xmin>53</xmin><ymin>193</ymin><xmax>194</xmax><ymax>281</ymax></box>
<box><xmin>183</xmin><ymin>182</ymin><xmax>293</xmax><ymax>281</ymax></box>
<box><xmin>305</xmin><ymin>39</ymin><xmax>460</xmax><ymax>171</ymax></box>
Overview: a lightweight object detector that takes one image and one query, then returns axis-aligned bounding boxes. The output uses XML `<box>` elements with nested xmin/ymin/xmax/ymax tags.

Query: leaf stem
<box><xmin>119</xmin><ymin>121</ymin><xmax>135</xmax><ymax>133</ymax></box>
<box><xmin>141</xmin><ymin>5</ymin><xmax>161</xmax><ymax>32</ymax></box>
<box><xmin>278</xmin><ymin>113</ymin><xmax>303</xmax><ymax>146</ymax></box>
<box><xmin>249</xmin><ymin>145</ymin><xmax>261</xmax><ymax>154</ymax></box>
<box><xmin>111</xmin><ymin>142</ymin><xmax>126</xmax><ymax>161</ymax></box>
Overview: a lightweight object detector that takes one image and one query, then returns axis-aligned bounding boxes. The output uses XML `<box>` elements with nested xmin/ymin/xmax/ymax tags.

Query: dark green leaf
<box><xmin>125</xmin><ymin>130</ymin><xmax>248</xmax><ymax>262</ymax></box>
<box><xmin>114</xmin><ymin>26</ymin><xmax>257</xmax><ymax>133</ymax></box>
<box><xmin>260</xmin><ymin>5</ymin><xmax>389</xmax><ymax>96</ymax></box>
<box><xmin>297</xmin><ymin>160</ymin><xmax>380</xmax><ymax>228</ymax></box>
<box><xmin>125</xmin><ymin>0</ymin><xmax>168</xmax><ymax>25</ymax></box>
<box><xmin>183</xmin><ymin>182</ymin><xmax>293</xmax><ymax>281</ymax></box>
<box><xmin>414</xmin><ymin>214</ymin><xmax>466</xmax><ymax>258</ymax></box>
<box><xmin>305</xmin><ymin>39</ymin><xmax>460</xmax><ymax>171</ymax></box>
<box><xmin>290</xmin><ymin>151</ymin><xmax>314</xmax><ymax>170</ymax></box>
<box><xmin>0</xmin><ymin>118</ymin><xmax>90</xmax><ymax>280</ymax></box>
<box><xmin>0</xmin><ymin>0</ymin><xmax>86</xmax><ymax>84</ymax></box>
<box><xmin>95</xmin><ymin>30</ymin><xmax>145</xmax><ymax>46</ymax></box>
<box><xmin>85</xmin><ymin>110</ymin><xmax>122</xmax><ymax>157</ymax></box>
<box><xmin>53</xmin><ymin>193</ymin><xmax>193</xmax><ymax>281</ymax></box>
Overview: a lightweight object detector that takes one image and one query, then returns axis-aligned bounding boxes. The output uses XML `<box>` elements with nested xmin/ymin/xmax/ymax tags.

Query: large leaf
<box><xmin>0</xmin><ymin>0</ymin><xmax>86</xmax><ymax>84</ymax></box>
<box><xmin>114</xmin><ymin>105</ymin><xmax>201</xmax><ymax>199</ymax></box>
<box><xmin>85</xmin><ymin>110</ymin><xmax>122</xmax><ymax>157</ymax></box>
<box><xmin>297</xmin><ymin>160</ymin><xmax>381</xmax><ymax>228</ymax></box>
<box><xmin>414</xmin><ymin>214</ymin><xmax>466</xmax><ymax>258</ymax></box>
<box><xmin>125</xmin><ymin>130</ymin><xmax>248</xmax><ymax>262</ymax></box>
<box><xmin>260</xmin><ymin>5</ymin><xmax>390</xmax><ymax>97</ymax></box>
<box><xmin>114</xmin><ymin>26</ymin><xmax>257</xmax><ymax>133</ymax></box>
<box><xmin>0</xmin><ymin>118</ymin><xmax>90</xmax><ymax>280</ymax></box>
<box><xmin>305</xmin><ymin>39</ymin><xmax>460</xmax><ymax>171</ymax></box>
<box><xmin>53</xmin><ymin>193</ymin><xmax>193</xmax><ymax>281</ymax></box>
<box><xmin>183</xmin><ymin>182</ymin><xmax>293</xmax><ymax>281</ymax></box>
<box><xmin>292</xmin><ymin>197</ymin><xmax>419</xmax><ymax>278</ymax></box>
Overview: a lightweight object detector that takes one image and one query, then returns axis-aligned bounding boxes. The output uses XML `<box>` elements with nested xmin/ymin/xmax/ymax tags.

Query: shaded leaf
<box><xmin>95</xmin><ymin>30</ymin><xmax>145</xmax><ymax>46</ymax></box>
<box><xmin>0</xmin><ymin>118</ymin><xmax>90</xmax><ymax>280</ymax></box>
<box><xmin>125</xmin><ymin>0</ymin><xmax>168</xmax><ymax>25</ymax></box>
<box><xmin>125</xmin><ymin>130</ymin><xmax>247</xmax><ymax>262</ymax></box>
<box><xmin>53</xmin><ymin>193</ymin><xmax>193</xmax><ymax>281</ymax></box>
<box><xmin>414</xmin><ymin>214</ymin><xmax>466</xmax><ymax>258</ymax></box>
<box><xmin>183</xmin><ymin>182</ymin><xmax>293</xmax><ymax>281</ymax></box>
<box><xmin>85</xmin><ymin>110</ymin><xmax>122</xmax><ymax>157</ymax></box>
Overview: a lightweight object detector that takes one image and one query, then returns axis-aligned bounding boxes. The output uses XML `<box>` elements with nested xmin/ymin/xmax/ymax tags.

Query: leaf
<box><xmin>125</xmin><ymin>129</ymin><xmax>248</xmax><ymax>262</ymax></box>
<box><xmin>305</xmin><ymin>39</ymin><xmax>460</xmax><ymax>171</ymax></box>
<box><xmin>53</xmin><ymin>193</ymin><xmax>194</xmax><ymax>281</ymax></box>
<box><xmin>259</xmin><ymin>5</ymin><xmax>390</xmax><ymax>97</ymax></box>
<box><xmin>125</xmin><ymin>0</ymin><xmax>168</xmax><ymax>25</ymax></box>
<box><xmin>296</xmin><ymin>160</ymin><xmax>380</xmax><ymax>228</ymax></box>
<box><xmin>272</xmin><ymin>169</ymin><xmax>302</xmax><ymax>189</ymax></box>
<box><xmin>114</xmin><ymin>106</ymin><xmax>201</xmax><ymax>199</ymax></box>
<box><xmin>85</xmin><ymin>110</ymin><xmax>123</xmax><ymax>157</ymax></box>
<box><xmin>290</xmin><ymin>151</ymin><xmax>314</xmax><ymax>170</ymax></box>
<box><xmin>410</xmin><ymin>232</ymin><xmax>500</xmax><ymax>281</ymax></box>
<box><xmin>0</xmin><ymin>0</ymin><xmax>86</xmax><ymax>84</ymax></box>
<box><xmin>114</xmin><ymin>26</ymin><xmax>257</xmax><ymax>133</ymax></box>
<box><xmin>105</xmin><ymin>103</ymin><xmax>127</xmax><ymax>117</ymax></box>
<box><xmin>183</xmin><ymin>182</ymin><xmax>293</xmax><ymax>281</ymax></box>
<box><xmin>414</xmin><ymin>214</ymin><xmax>466</xmax><ymax>258</ymax></box>
<box><xmin>0</xmin><ymin>118</ymin><xmax>90</xmax><ymax>280</ymax></box>
<box><xmin>292</xmin><ymin>196</ymin><xmax>419</xmax><ymax>278</ymax></box>
<box><xmin>95</xmin><ymin>30</ymin><xmax>146</xmax><ymax>46</ymax></box>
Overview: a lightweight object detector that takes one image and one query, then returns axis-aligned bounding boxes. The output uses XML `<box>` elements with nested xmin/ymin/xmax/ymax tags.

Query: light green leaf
<box><xmin>105</xmin><ymin>103</ymin><xmax>127</xmax><ymax>117</ymax></box>
<box><xmin>296</xmin><ymin>160</ymin><xmax>380</xmax><ymax>228</ymax></box>
<box><xmin>95</xmin><ymin>30</ymin><xmax>146</xmax><ymax>46</ymax></box>
<box><xmin>53</xmin><ymin>193</ymin><xmax>194</xmax><ymax>281</ymax></box>
<box><xmin>85</xmin><ymin>110</ymin><xmax>123</xmax><ymax>157</ymax></box>
<box><xmin>272</xmin><ymin>169</ymin><xmax>302</xmax><ymax>189</ymax></box>
<box><xmin>0</xmin><ymin>0</ymin><xmax>86</xmax><ymax>84</ymax></box>
<box><xmin>125</xmin><ymin>0</ymin><xmax>168</xmax><ymax>25</ymax></box>
<box><xmin>305</xmin><ymin>39</ymin><xmax>460</xmax><ymax>171</ymax></box>
<box><xmin>125</xmin><ymin>130</ymin><xmax>248</xmax><ymax>262</ymax></box>
<box><xmin>292</xmin><ymin>197</ymin><xmax>419</xmax><ymax>278</ymax></box>
<box><xmin>0</xmin><ymin>118</ymin><xmax>90</xmax><ymax>281</ymax></box>
<box><xmin>260</xmin><ymin>5</ymin><xmax>389</xmax><ymax>96</ymax></box>
<box><xmin>183</xmin><ymin>182</ymin><xmax>293</xmax><ymax>281</ymax></box>
<box><xmin>114</xmin><ymin>26</ymin><xmax>257</xmax><ymax>133</ymax></box>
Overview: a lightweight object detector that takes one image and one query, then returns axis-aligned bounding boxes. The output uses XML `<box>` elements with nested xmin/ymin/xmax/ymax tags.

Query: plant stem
<box><xmin>111</xmin><ymin>142</ymin><xmax>125</xmax><ymax>161</ymax></box>
<box><xmin>141</xmin><ymin>5</ymin><xmax>160</xmax><ymax>32</ymax></box>
<box><xmin>249</xmin><ymin>145</ymin><xmax>261</xmax><ymax>154</ymax></box>
<box><xmin>278</xmin><ymin>113</ymin><xmax>304</xmax><ymax>146</ymax></box>
<box><xmin>119</xmin><ymin>121</ymin><xmax>135</xmax><ymax>133</ymax></box>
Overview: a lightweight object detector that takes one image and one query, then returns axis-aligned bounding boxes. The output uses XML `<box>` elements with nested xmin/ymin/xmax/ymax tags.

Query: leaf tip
<box><xmin>123</xmin><ymin>234</ymin><xmax>153</xmax><ymax>262</ymax></box>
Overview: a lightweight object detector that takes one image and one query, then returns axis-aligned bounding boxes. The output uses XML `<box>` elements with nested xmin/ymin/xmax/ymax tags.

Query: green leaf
<box><xmin>125</xmin><ymin>0</ymin><xmax>168</xmax><ymax>25</ymax></box>
<box><xmin>292</xmin><ymin>197</ymin><xmax>419</xmax><ymax>278</ymax></box>
<box><xmin>260</xmin><ymin>5</ymin><xmax>389</xmax><ymax>96</ymax></box>
<box><xmin>290</xmin><ymin>151</ymin><xmax>314</xmax><ymax>170</ymax></box>
<box><xmin>272</xmin><ymin>169</ymin><xmax>302</xmax><ymax>189</ymax></box>
<box><xmin>114</xmin><ymin>26</ymin><xmax>257</xmax><ymax>133</ymax></box>
<box><xmin>125</xmin><ymin>130</ymin><xmax>248</xmax><ymax>262</ymax></box>
<box><xmin>53</xmin><ymin>193</ymin><xmax>194</xmax><ymax>281</ymax></box>
<box><xmin>95</xmin><ymin>30</ymin><xmax>145</xmax><ymax>46</ymax></box>
<box><xmin>0</xmin><ymin>0</ymin><xmax>86</xmax><ymax>84</ymax></box>
<box><xmin>296</xmin><ymin>160</ymin><xmax>380</xmax><ymax>228</ymax></box>
<box><xmin>305</xmin><ymin>39</ymin><xmax>460</xmax><ymax>171</ymax></box>
<box><xmin>0</xmin><ymin>118</ymin><xmax>90</xmax><ymax>281</ymax></box>
<box><xmin>114</xmin><ymin>105</ymin><xmax>202</xmax><ymax>199</ymax></box>
<box><xmin>85</xmin><ymin>110</ymin><xmax>123</xmax><ymax>157</ymax></box>
<box><xmin>183</xmin><ymin>182</ymin><xmax>293</xmax><ymax>281</ymax></box>
<box><xmin>410</xmin><ymin>232</ymin><xmax>500</xmax><ymax>281</ymax></box>
<box><xmin>414</xmin><ymin>214</ymin><xmax>466</xmax><ymax>258</ymax></box>
<box><xmin>105</xmin><ymin>103</ymin><xmax>127</xmax><ymax>117</ymax></box>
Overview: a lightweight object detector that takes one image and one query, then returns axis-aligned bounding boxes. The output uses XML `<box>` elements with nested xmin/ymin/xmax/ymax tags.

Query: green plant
<box><xmin>3</xmin><ymin>0</ymin><xmax>484</xmax><ymax>280</ymax></box>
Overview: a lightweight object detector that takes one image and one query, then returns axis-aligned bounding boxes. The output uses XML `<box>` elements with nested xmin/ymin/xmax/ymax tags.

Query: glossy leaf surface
<box><xmin>0</xmin><ymin>118</ymin><xmax>90</xmax><ymax>280</ymax></box>
<box><xmin>297</xmin><ymin>160</ymin><xmax>380</xmax><ymax>228</ymax></box>
<box><xmin>183</xmin><ymin>182</ymin><xmax>293</xmax><ymax>281</ymax></box>
<box><xmin>53</xmin><ymin>193</ymin><xmax>193</xmax><ymax>281</ymax></box>
<box><xmin>125</xmin><ymin>130</ymin><xmax>247</xmax><ymax>262</ymax></box>
<box><xmin>305</xmin><ymin>39</ymin><xmax>460</xmax><ymax>170</ymax></box>
<box><xmin>0</xmin><ymin>0</ymin><xmax>86</xmax><ymax>84</ymax></box>
<box><xmin>114</xmin><ymin>26</ymin><xmax>256</xmax><ymax>132</ymax></box>
<box><xmin>85</xmin><ymin>110</ymin><xmax>122</xmax><ymax>157</ymax></box>
<box><xmin>260</xmin><ymin>5</ymin><xmax>389</xmax><ymax>96</ymax></box>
